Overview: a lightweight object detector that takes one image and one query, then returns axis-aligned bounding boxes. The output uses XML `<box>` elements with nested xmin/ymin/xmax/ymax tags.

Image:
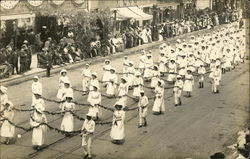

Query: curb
<box><xmin>0</xmin><ymin>24</ymin><xmax>227</xmax><ymax>87</ymax></box>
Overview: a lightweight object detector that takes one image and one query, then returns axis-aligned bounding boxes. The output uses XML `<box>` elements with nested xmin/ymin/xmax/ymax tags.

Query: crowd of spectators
<box><xmin>0</xmin><ymin>8</ymin><xmax>243</xmax><ymax>79</ymax></box>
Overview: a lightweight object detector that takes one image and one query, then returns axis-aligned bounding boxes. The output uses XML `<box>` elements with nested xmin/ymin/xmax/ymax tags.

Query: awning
<box><xmin>113</xmin><ymin>7</ymin><xmax>153</xmax><ymax>21</ymax></box>
<box><xmin>0</xmin><ymin>13</ymin><xmax>35</xmax><ymax>21</ymax></box>
<box><xmin>128</xmin><ymin>7</ymin><xmax>153</xmax><ymax>21</ymax></box>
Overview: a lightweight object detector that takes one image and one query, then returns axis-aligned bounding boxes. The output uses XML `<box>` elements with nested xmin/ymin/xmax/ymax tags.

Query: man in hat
<box><xmin>138</xmin><ymin>90</ymin><xmax>149</xmax><ymax>128</ymax></box>
<box><xmin>45</xmin><ymin>48</ymin><xmax>53</xmax><ymax>77</ymax></box>
<box><xmin>81</xmin><ymin>113</ymin><xmax>95</xmax><ymax>159</ymax></box>
<box><xmin>32</xmin><ymin>76</ymin><xmax>42</xmax><ymax>105</ymax></box>
<box><xmin>23</xmin><ymin>40</ymin><xmax>32</xmax><ymax>70</ymax></box>
<box><xmin>173</xmin><ymin>75</ymin><xmax>183</xmax><ymax>106</ymax></box>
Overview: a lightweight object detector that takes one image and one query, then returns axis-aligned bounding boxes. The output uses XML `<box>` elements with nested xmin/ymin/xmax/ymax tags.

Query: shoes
<box><xmin>138</xmin><ymin>125</ymin><xmax>142</xmax><ymax>128</ymax></box>
<box><xmin>144</xmin><ymin>122</ymin><xmax>147</xmax><ymax>127</ymax></box>
<box><xmin>175</xmin><ymin>104</ymin><xmax>178</xmax><ymax>107</ymax></box>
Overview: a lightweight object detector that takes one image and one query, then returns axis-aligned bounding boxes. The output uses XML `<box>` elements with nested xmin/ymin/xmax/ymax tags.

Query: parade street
<box><xmin>1</xmin><ymin>43</ymin><xmax>249</xmax><ymax>159</ymax></box>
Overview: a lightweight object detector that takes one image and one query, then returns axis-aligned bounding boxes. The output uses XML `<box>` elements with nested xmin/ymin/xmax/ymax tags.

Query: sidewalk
<box><xmin>0</xmin><ymin>25</ymin><xmax>227</xmax><ymax>87</ymax></box>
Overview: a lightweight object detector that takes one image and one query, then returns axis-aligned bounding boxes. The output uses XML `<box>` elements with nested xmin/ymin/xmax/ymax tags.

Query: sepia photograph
<box><xmin>0</xmin><ymin>0</ymin><xmax>249</xmax><ymax>159</ymax></box>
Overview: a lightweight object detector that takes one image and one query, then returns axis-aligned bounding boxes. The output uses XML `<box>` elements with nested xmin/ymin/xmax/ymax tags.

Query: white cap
<box><xmin>92</xmin><ymin>72</ymin><xmax>98</xmax><ymax>77</ymax></box>
<box><xmin>60</xmin><ymin>69</ymin><xmax>67</xmax><ymax>74</ymax></box>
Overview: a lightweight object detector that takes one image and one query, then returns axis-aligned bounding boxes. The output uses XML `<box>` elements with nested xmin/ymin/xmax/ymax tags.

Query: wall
<box><xmin>196</xmin><ymin>0</ymin><xmax>211</xmax><ymax>10</ymax></box>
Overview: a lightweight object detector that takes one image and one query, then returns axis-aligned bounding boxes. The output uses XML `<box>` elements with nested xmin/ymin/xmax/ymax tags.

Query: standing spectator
<box><xmin>10</xmin><ymin>47</ymin><xmax>19</xmax><ymax>75</ymax></box>
<box><xmin>45</xmin><ymin>49</ymin><xmax>52</xmax><ymax>77</ymax></box>
<box><xmin>19</xmin><ymin>45</ymin><xmax>27</xmax><ymax>74</ymax></box>
<box><xmin>23</xmin><ymin>40</ymin><xmax>32</xmax><ymax>70</ymax></box>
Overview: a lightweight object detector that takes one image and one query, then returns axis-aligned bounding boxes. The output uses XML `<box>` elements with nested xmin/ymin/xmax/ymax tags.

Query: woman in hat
<box><xmin>138</xmin><ymin>50</ymin><xmax>146</xmax><ymax>74</ymax></box>
<box><xmin>159</xmin><ymin>51</ymin><xmax>168</xmax><ymax>77</ymax></box>
<box><xmin>152</xmin><ymin>80</ymin><xmax>165</xmax><ymax>115</ymax></box>
<box><xmin>89</xmin><ymin>72</ymin><xmax>99</xmax><ymax>92</ymax></box>
<box><xmin>183</xmin><ymin>69</ymin><xmax>194</xmax><ymax>97</ymax></box>
<box><xmin>110</xmin><ymin>104</ymin><xmax>125</xmax><ymax>144</ymax></box>
<box><xmin>117</xmin><ymin>77</ymin><xmax>128</xmax><ymax>108</ymax></box>
<box><xmin>81</xmin><ymin>113</ymin><xmax>95</xmax><ymax>159</ymax></box>
<box><xmin>106</xmin><ymin>68</ymin><xmax>118</xmax><ymax>97</ymax></box>
<box><xmin>127</xmin><ymin>61</ymin><xmax>136</xmax><ymax>89</ymax></box>
<box><xmin>87</xmin><ymin>85</ymin><xmax>102</xmax><ymax>120</ymax></box>
<box><xmin>57</xmin><ymin>69</ymin><xmax>70</xmax><ymax>99</ymax></box>
<box><xmin>30</xmin><ymin>95</ymin><xmax>47</xmax><ymax>150</ymax></box>
<box><xmin>102</xmin><ymin>59</ymin><xmax>112</xmax><ymax>87</ymax></box>
<box><xmin>60</xmin><ymin>94</ymin><xmax>75</xmax><ymax>136</ymax></box>
<box><xmin>144</xmin><ymin>53</ymin><xmax>154</xmax><ymax>82</ymax></box>
<box><xmin>173</xmin><ymin>75</ymin><xmax>183</xmax><ymax>106</ymax></box>
<box><xmin>132</xmin><ymin>71</ymin><xmax>144</xmax><ymax>98</ymax></box>
<box><xmin>187</xmin><ymin>53</ymin><xmax>196</xmax><ymax>72</ymax></box>
<box><xmin>0</xmin><ymin>86</ymin><xmax>8</xmax><ymax>111</ymax></box>
<box><xmin>82</xmin><ymin>64</ymin><xmax>92</xmax><ymax>95</ymax></box>
<box><xmin>32</xmin><ymin>76</ymin><xmax>42</xmax><ymax>105</ymax></box>
<box><xmin>123</xmin><ymin>56</ymin><xmax>130</xmax><ymax>78</ymax></box>
<box><xmin>58</xmin><ymin>79</ymin><xmax>74</xmax><ymax>108</ymax></box>
<box><xmin>167</xmin><ymin>59</ymin><xmax>177</xmax><ymax>84</ymax></box>
<box><xmin>138</xmin><ymin>90</ymin><xmax>148</xmax><ymax>127</ymax></box>
<box><xmin>151</xmin><ymin>65</ymin><xmax>160</xmax><ymax>88</ymax></box>
<box><xmin>1</xmin><ymin>100</ymin><xmax>15</xmax><ymax>144</ymax></box>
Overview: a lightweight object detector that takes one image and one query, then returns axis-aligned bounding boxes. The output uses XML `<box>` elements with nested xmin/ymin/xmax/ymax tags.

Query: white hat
<box><xmin>140</xmin><ymin>90</ymin><xmax>145</xmax><ymax>93</ymax></box>
<box><xmin>65</xmin><ymin>92</ymin><xmax>73</xmax><ymax>99</ymax></box>
<box><xmin>176</xmin><ymin>75</ymin><xmax>182</xmax><ymax>79</ymax></box>
<box><xmin>176</xmin><ymin>39</ymin><xmax>181</xmax><ymax>43</ymax></box>
<box><xmin>92</xmin><ymin>72</ymin><xmax>98</xmax><ymax>77</ymax></box>
<box><xmin>159</xmin><ymin>80</ymin><xmax>165</xmax><ymax>87</ymax></box>
<box><xmin>0</xmin><ymin>86</ymin><xmax>7</xmax><ymax>94</ymax></box>
<box><xmin>86</xmin><ymin>112</ymin><xmax>92</xmax><ymax>117</ymax></box>
<box><xmin>146</xmin><ymin>53</ymin><xmax>152</xmax><ymax>57</ymax></box>
<box><xmin>135</xmin><ymin>71</ymin><xmax>141</xmax><ymax>76</ymax></box>
<box><xmin>33</xmin><ymin>76</ymin><xmax>39</xmax><ymax>79</ymax></box>
<box><xmin>23</xmin><ymin>40</ymin><xmax>28</xmax><ymax>44</ymax></box>
<box><xmin>104</xmin><ymin>59</ymin><xmax>110</xmax><ymax>63</ymax></box>
<box><xmin>60</xmin><ymin>69</ymin><xmax>67</xmax><ymax>74</ymax></box>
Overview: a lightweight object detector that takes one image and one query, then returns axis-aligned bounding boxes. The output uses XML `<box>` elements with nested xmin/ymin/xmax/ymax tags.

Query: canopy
<box><xmin>113</xmin><ymin>7</ymin><xmax>153</xmax><ymax>21</ymax></box>
<box><xmin>128</xmin><ymin>7</ymin><xmax>153</xmax><ymax>21</ymax></box>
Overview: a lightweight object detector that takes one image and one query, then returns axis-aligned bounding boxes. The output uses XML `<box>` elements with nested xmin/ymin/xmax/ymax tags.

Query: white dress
<box><xmin>159</xmin><ymin>56</ymin><xmax>167</xmax><ymax>73</ymax></box>
<box><xmin>60</xmin><ymin>102</ymin><xmax>75</xmax><ymax>132</ymax></box>
<box><xmin>117</xmin><ymin>83</ymin><xmax>128</xmax><ymax>107</ymax></box>
<box><xmin>82</xmin><ymin>68</ymin><xmax>91</xmax><ymax>92</ymax></box>
<box><xmin>1</xmin><ymin>110</ymin><xmax>15</xmax><ymax>138</ymax></box>
<box><xmin>110</xmin><ymin>110</ymin><xmax>125</xmax><ymax>140</ymax></box>
<box><xmin>132</xmin><ymin>77</ymin><xmax>143</xmax><ymax>97</ymax></box>
<box><xmin>31</xmin><ymin>112</ymin><xmax>47</xmax><ymax>146</ymax></box>
<box><xmin>183</xmin><ymin>74</ymin><xmax>194</xmax><ymax>92</ymax></box>
<box><xmin>57</xmin><ymin>76</ymin><xmax>70</xmax><ymax>99</ymax></box>
<box><xmin>87</xmin><ymin>91</ymin><xmax>102</xmax><ymax>118</ymax></box>
<box><xmin>167</xmin><ymin>63</ymin><xmax>177</xmax><ymax>82</ymax></box>
<box><xmin>151</xmin><ymin>70</ymin><xmax>160</xmax><ymax>88</ymax></box>
<box><xmin>127</xmin><ymin>66</ymin><xmax>135</xmax><ymax>87</ymax></box>
<box><xmin>106</xmin><ymin>73</ymin><xmax>118</xmax><ymax>95</ymax></box>
<box><xmin>102</xmin><ymin>64</ymin><xmax>112</xmax><ymax>82</ymax></box>
<box><xmin>32</xmin><ymin>81</ymin><xmax>42</xmax><ymax>105</ymax></box>
<box><xmin>144</xmin><ymin>58</ymin><xmax>153</xmax><ymax>78</ymax></box>
<box><xmin>89</xmin><ymin>79</ymin><xmax>99</xmax><ymax>91</ymax></box>
<box><xmin>152</xmin><ymin>86</ymin><xmax>165</xmax><ymax>112</ymax></box>
<box><xmin>0</xmin><ymin>94</ymin><xmax>8</xmax><ymax>111</ymax></box>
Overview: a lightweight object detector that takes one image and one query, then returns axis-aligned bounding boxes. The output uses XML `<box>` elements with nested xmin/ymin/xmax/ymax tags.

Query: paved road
<box><xmin>0</xmin><ymin>31</ymin><xmax>249</xmax><ymax>159</ymax></box>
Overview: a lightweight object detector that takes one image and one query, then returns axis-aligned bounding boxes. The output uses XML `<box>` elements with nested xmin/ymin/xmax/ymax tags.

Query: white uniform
<box><xmin>167</xmin><ymin>63</ymin><xmax>177</xmax><ymax>82</ymax></box>
<box><xmin>102</xmin><ymin>64</ymin><xmax>112</xmax><ymax>82</ymax></box>
<box><xmin>81</xmin><ymin>119</ymin><xmax>95</xmax><ymax>158</ymax></box>
<box><xmin>61</xmin><ymin>102</ymin><xmax>75</xmax><ymax>132</ymax></box>
<box><xmin>117</xmin><ymin>83</ymin><xmax>128</xmax><ymax>107</ymax></box>
<box><xmin>138</xmin><ymin>55</ymin><xmax>146</xmax><ymax>69</ymax></box>
<box><xmin>89</xmin><ymin>79</ymin><xmax>99</xmax><ymax>92</ymax></box>
<box><xmin>110</xmin><ymin>110</ymin><xmax>125</xmax><ymax>140</ymax></box>
<box><xmin>183</xmin><ymin>74</ymin><xmax>194</xmax><ymax>92</ymax></box>
<box><xmin>152</xmin><ymin>86</ymin><xmax>165</xmax><ymax>113</ymax></box>
<box><xmin>106</xmin><ymin>73</ymin><xmax>118</xmax><ymax>96</ymax></box>
<box><xmin>57</xmin><ymin>76</ymin><xmax>70</xmax><ymax>99</ymax></box>
<box><xmin>151</xmin><ymin>70</ymin><xmax>160</xmax><ymax>88</ymax></box>
<box><xmin>144</xmin><ymin>58</ymin><xmax>153</xmax><ymax>78</ymax></box>
<box><xmin>32</xmin><ymin>81</ymin><xmax>42</xmax><ymax>105</ymax></box>
<box><xmin>1</xmin><ymin>108</ymin><xmax>15</xmax><ymax>138</ymax></box>
<box><xmin>132</xmin><ymin>77</ymin><xmax>144</xmax><ymax>97</ymax></box>
<box><xmin>87</xmin><ymin>91</ymin><xmax>102</xmax><ymax>118</ymax></box>
<box><xmin>138</xmin><ymin>95</ymin><xmax>149</xmax><ymax>125</ymax></box>
<box><xmin>31</xmin><ymin>111</ymin><xmax>47</xmax><ymax>146</ymax></box>
<box><xmin>82</xmin><ymin>68</ymin><xmax>91</xmax><ymax>92</ymax></box>
<box><xmin>159</xmin><ymin>56</ymin><xmax>167</xmax><ymax>73</ymax></box>
<box><xmin>174</xmin><ymin>80</ymin><xmax>183</xmax><ymax>104</ymax></box>
<box><xmin>198</xmin><ymin>67</ymin><xmax>206</xmax><ymax>82</ymax></box>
